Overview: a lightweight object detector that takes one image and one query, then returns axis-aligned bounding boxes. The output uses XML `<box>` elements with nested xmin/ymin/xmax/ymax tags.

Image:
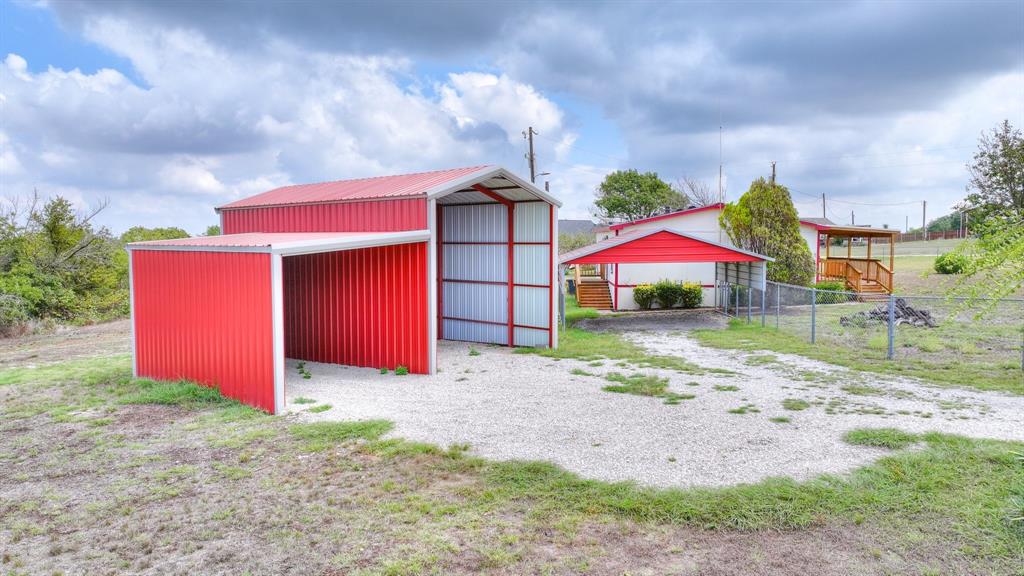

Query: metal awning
<box><xmin>126</xmin><ymin>230</ymin><xmax>431</xmax><ymax>256</ymax></box>
<box><xmin>560</xmin><ymin>228</ymin><xmax>773</xmax><ymax>265</ymax></box>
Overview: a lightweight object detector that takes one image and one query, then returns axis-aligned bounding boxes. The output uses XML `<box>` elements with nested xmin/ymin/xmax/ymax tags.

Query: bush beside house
<box><xmin>634</xmin><ymin>280</ymin><xmax>703</xmax><ymax>310</ymax></box>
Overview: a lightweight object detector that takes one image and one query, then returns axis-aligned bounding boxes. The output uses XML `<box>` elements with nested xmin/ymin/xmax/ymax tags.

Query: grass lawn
<box><xmin>694</xmin><ymin>320</ymin><xmax>1024</xmax><ymax>395</ymax></box>
<box><xmin>2</xmin><ymin>355</ymin><xmax>1023</xmax><ymax>574</ymax></box>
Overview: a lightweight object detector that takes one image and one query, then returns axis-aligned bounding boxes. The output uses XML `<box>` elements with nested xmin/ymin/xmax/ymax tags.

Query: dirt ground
<box><xmin>1</xmin><ymin>320</ymin><xmax>1020</xmax><ymax>575</ymax></box>
<box><xmin>0</xmin><ymin>319</ymin><xmax>131</xmax><ymax>368</ymax></box>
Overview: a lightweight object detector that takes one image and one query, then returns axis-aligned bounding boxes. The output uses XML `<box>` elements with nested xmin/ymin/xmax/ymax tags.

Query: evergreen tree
<box><xmin>719</xmin><ymin>178</ymin><xmax>816</xmax><ymax>286</ymax></box>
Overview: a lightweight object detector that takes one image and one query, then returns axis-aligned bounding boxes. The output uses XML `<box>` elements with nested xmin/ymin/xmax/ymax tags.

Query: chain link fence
<box><xmin>717</xmin><ymin>281</ymin><xmax>1024</xmax><ymax>377</ymax></box>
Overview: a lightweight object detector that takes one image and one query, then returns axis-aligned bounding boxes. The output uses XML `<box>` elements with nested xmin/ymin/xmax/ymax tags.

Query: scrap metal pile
<box><xmin>840</xmin><ymin>298</ymin><xmax>938</xmax><ymax>328</ymax></box>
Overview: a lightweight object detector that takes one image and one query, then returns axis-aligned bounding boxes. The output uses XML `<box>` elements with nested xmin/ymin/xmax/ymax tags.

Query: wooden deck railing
<box><xmin>818</xmin><ymin>258</ymin><xmax>893</xmax><ymax>293</ymax></box>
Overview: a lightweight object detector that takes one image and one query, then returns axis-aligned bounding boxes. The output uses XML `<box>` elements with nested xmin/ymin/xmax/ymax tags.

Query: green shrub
<box><xmin>679</xmin><ymin>282</ymin><xmax>703</xmax><ymax>309</ymax></box>
<box><xmin>934</xmin><ymin>252</ymin><xmax>968</xmax><ymax>274</ymax></box>
<box><xmin>0</xmin><ymin>293</ymin><xmax>31</xmax><ymax>337</ymax></box>
<box><xmin>633</xmin><ymin>284</ymin><xmax>656</xmax><ymax>309</ymax></box>
<box><xmin>813</xmin><ymin>280</ymin><xmax>847</xmax><ymax>304</ymax></box>
<box><xmin>653</xmin><ymin>280</ymin><xmax>682</xmax><ymax>309</ymax></box>
<box><xmin>813</xmin><ymin>280</ymin><xmax>845</xmax><ymax>292</ymax></box>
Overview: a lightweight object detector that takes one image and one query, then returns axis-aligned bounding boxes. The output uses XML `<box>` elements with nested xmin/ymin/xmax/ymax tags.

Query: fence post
<box><xmin>810</xmin><ymin>287</ymin><xmax>817</xmax><ymax>344</ymax></box>
<box><xmin>746</xmin><ymin>287</ymin><xmax>752</xmax><ymax>324</ymax></box>
<box><xmin>775</xmin><ymin>284</ymin><xmax>780</xmax><ymax>329</ymax></box>
<box><xmin>760</xmin><ymin>286</ymin><xmax>766</xmax><ymax>327</ymax></box>
<box><xmin>887</xmin><ymin>294</ymin><xmax>895</xmax><ymax>360</ymax></box>
<box><xmin>724</xmin><ymin>283</ymin><xmax>729</xmax><ymax>316</ymax></box>
<box><xmin>735</xmin><ymin>286</ymin><xmax>740</xmax><ymax>318</ymax></box>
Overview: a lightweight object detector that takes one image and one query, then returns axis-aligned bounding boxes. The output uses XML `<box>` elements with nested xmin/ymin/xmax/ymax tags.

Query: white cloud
<box><xmin>0</xmin><ymin>22</ymin><xmax>584</xmax><ymax>233</ymax></box>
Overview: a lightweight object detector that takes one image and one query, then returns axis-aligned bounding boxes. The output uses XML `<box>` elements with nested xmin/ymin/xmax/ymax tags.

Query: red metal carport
<box><xmin>127</xmin><ymin>230</ymin><xmax>430</xmax><ymax>414</ymax></box>
<box><xmin>559</xmin><ymin>228</ymin><xmax>773</xmax><ymax>310</ymax></box>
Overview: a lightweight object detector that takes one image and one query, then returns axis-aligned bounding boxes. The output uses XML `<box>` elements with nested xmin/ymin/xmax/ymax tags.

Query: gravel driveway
<box><xmin>286</xmin><ymin>320</ymin><xmax>1024</xmax><ymax>488</ymax></box>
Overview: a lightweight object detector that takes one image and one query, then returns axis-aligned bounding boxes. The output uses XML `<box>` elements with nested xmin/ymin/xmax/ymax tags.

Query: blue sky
<box><xmin>1</xmin><ymin>0</ymin><xmax>1021</xmax><ymax>233</ymax></box>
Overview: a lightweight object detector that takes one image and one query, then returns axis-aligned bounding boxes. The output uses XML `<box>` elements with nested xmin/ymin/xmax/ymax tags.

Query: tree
<box><xmin>559</xmin><ymin>232</ymin><xmax>594</xmax><ymax>254</ymax></box>
<box><xmin>947</xmin><ymin>121</ymin><xmax>1024</xmax><ymax>310</ymax></box>
<box><xmin>674</xmin><ymin>176</ymin><xmax>721</xmax><ymax>207</ymax></box>
<box><xmin>203</xmin><ymin>225</ymin><xmax>221</xmax><ymax>236</ymax></box>
<box><xmin>926</xmin><ymin>213</ymin><xmax>963</xmax><ymax>233</ymax></box>
<box><xmin>593</xmin><ymin>170</ymin><xmax>685</xmax><ymax>222</ymax></box>
<box><xmin>719</xmin><ymin>177</ymin><xmax>816</xmax><ymax>286</ymax></box>
<box><xmin>958</xmin><ymin>120</ymin><xmax>1024</xmax><ymax>225</ymax></box>
<box><xmin>120</xmin><ymin>226</ymin><xmax>190</xmax><ymax>244</ymax></box>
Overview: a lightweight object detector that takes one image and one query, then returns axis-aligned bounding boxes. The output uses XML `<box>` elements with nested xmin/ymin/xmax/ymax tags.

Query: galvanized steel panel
<box><xmin>443</xmin><ymin>282</ymin><xmax>507</xmax><ymax>323</ymax></box>
<box><xmin>444</xmin><ymin>319</ymin><xmax>508</xmax><ymax>345</ymax></box>
<box><xmin>131</xmin><ymin>250</ymin><xmax>276</xmax><ymax>412</ymax></box>
<box><xmin>444</xmin><ymin>245</ymin><xmax>507</xmax><ymax>282</ymax></box>
<box><xmin>442</xmin><ymin>203</ymin><xmax>507</xmax><ymax>242</ymax></box>
<box><xmin>437</xmin><ymin>191</ymin><xmax>493</xmax><ymax>204</ymax></box>
<box><xmin>514</xmin><ymin>202</ymin><xmax>551</xmax><ymax>242</ymax></box>
<box><xmin>222</xmin><ymin>198</ymin><xmax>427</xmax><ymax>234</ymax></box>
<box><xmin>284</xmin><ymin>243</ymin><xmax>430</xmax><ymax>374</ymax></box>
<box><xmin>513</xmin><ymin>286</ymin><xmax>549</xmax><ymax>328</ymax></box>
<box><xmin>513</xmin><ymin>245</ymin><xmax>549</xmax><ymax>285</ymax></box>
<box><xmin>514</xmin><ymin>327</ymin><xmax>549</xmax><ymax>347</ymax></box>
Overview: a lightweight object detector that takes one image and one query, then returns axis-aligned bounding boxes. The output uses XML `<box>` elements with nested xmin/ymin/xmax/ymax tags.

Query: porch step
<box><xmin>576</xmin><ymin>282</ymin><xmax>613</xmax><ymax>310</ymax></box>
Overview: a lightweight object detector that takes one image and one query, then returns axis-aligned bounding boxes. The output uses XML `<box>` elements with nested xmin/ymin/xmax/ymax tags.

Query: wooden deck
<box><xmin>819</xmin><ymin>257</ymin><xmax>893</xmax><ymax>295</ymax></box>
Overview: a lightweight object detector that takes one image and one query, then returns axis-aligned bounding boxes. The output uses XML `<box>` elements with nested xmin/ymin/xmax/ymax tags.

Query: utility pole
<box><xmin>770</xmin><ymin>161</ymin><xmax>776</xmax><ymax>185</ymax></box>
<box><xmin>523</xmin><ymin>126</ymin><xmax>537</xmax><ymax>183</ymax></box>
<box><xmin>921</xmin><ymin>200</ymin><xmax>927</xmax><ymax>241</ymax></box>
<box><xmin>718</xmin><ymin>120</ymin><xmax>723</xmax><ymax>203</ymax></box>
<box><xmin>821</xmin><ymin>193</ymin><xmax>826</xmax><ymax>219</ymax></box>
<box><xmin>545</xmin><ymin>181</ymin><xmax>550</xmax><ymax>192</ymax></box>
<box><xmin>851</xmin><ymin>210</ymin><xmax>855</xmax><ymax>226</ymax></box>
<box><xmin>905</xmin><ymin>215</ymin><xmax>909</xmax><ymax>234</ymax></box>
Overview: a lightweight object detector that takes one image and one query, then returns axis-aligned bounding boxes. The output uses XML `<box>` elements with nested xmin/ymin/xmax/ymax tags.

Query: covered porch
<box><xmin>560</xmin><ymin>228</ymin><xmax>773</xmax><ymax>311</ymax></box>
<box><xmin>816</xmin><ymin>225</ymin><xmax>900</xmax><ymax>295</ymax></box>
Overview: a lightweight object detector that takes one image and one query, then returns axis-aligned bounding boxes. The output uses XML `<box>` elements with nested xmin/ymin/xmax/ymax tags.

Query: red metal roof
<box><xmin>218</xmin><ymin>166</ymin><xmax>493</xmax><ymax>210</ymax></box>
<box><xmin>560</xmin><ymin>228</ymin><xmax>772</xmax><ymax>265</ymax></box>
<box><xmin>609</xmin><ymin>203</ymin><xmax>725</xmax><ymax>231</ymax></box>
<box><xmin>126</xmin><ymin>231</ymin><xmax>431</xmax><ymax>255</ymax></box>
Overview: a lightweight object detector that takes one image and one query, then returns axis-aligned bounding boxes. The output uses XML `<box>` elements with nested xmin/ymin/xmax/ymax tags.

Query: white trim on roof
<box><xmin>426</xmin><ymin>166</ymin><xmax>563</xmax><ymax>207</ymax></box>
<box><xmin>559</xmin><ymin>227</ymin><xmax>775</xmax><ymax>265</ymax></box>
<box><xmin>125</xmin><ymin>230</ymin><xmax>432</xmax><ymax>255</ymax></box>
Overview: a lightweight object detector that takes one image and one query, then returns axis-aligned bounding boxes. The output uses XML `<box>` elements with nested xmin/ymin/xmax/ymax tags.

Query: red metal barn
<box><xmin>127</xmin><ymin>166</ymin><xmax>560</xmax><ymax>414</ymax></box>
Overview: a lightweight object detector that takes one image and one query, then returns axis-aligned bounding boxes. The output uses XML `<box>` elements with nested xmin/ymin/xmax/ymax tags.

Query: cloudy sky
<box><xmin>1</xmin><ymin>0</ymin><xmax>1022</xmax><ymax>234</ymax></box>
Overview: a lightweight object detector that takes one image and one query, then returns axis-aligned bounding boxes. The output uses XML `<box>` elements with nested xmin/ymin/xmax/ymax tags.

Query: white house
<box><xmin>581</xmin><ymin>203</ymin><xmax>892</xmax><ymax>310</ymax></box>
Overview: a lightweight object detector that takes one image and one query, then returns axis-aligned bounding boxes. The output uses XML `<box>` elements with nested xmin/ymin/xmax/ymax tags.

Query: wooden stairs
<box><xmin>851</xmin><ymin>280</ymin><xmax>890</xmax><ymax>301</ymax></box>
<box><xmin>576</xmin><ymin>280</ymin><xmax>612</xmax><ymax>310</ymax></box>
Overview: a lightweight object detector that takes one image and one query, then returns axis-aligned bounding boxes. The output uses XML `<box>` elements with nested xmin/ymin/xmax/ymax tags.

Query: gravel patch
<box><xmin>286</xmin><ymin>329</ymin><xmax>1024</xmax><ymax>489</ymax></box>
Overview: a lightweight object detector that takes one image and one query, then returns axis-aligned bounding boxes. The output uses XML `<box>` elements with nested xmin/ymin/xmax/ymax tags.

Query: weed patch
<box><xmin>843</xmin><ymin>428</ymin><xmax>920</xmax><ymax>450</ymax></box>
<box><xmin>782</xmin><ymin>398</ymin><xmax>811</xmax><ymax>411</ymax></box>
<box><xmin>289</xmin><ymin>420</ymin><xmax>393</xmax><ymax>452</ymax></box>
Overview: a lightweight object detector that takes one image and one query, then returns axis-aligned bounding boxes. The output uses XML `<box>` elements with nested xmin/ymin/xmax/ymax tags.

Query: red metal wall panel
<box><xmin>283</xmin><ymin>242</ymin><xmax>429</xmax><ymax>374</ymax></box>
<box><xmin>221</xmin><ymin>198</ymin><xmax>427</xmax><ymax>234</ymax></box>
<box><xmin>566</xmin><ymin>231</ymin><xmax>763</xmax><ymax>264</ymax></box>
<box><xmin>131</xmin><ymin>250</ymin><xmax>275</xmax><ymax>412</ymax></box>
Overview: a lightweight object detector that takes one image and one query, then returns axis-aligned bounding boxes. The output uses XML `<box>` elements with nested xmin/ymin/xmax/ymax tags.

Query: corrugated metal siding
<box><xmin>438</xmin><ymin>201</ymin><xmax>554</xmax><ymax>348</ymax></box>
<box><xmin>514</xmin><ymin>327</ymin><xmax>549</xmax><ymax>347</ymax></box>
<box><xmin>513</xmin><ymin>245</ymin><xmax>549</xmax><ymax>285</ymax></box>
<box><xmin>284</xmin><ymin>242</ymin><xmax>429</xmax><ymax>374</ymax></box>
<box><xmin>513</xmin><ymin>286</ymin><xmax>549</xmax><ymax>328</ymax></box>
<box><xmin>221</xmin><ymin>198</ymin><xmax>427</xmax><ymax>234</ymax></box>
<box><xmin>443</xmin><ymin>319</ymin><xmax>507</xmax><ymax>345</ymax></box>
<box><xmin>220</xmin><ymin>165</ymin><xmax>490</xmax><ymax>208</ymax></box>
<box><xmin>442</xmin><ymin>203</ymin><xmax>507</xmax><ymax>241</ymax></box>
<box><xmin>443</xmin><ymin>282</ymin><xmax>507</xmax><ymax>323</ymax></box>
<box><xmin>440</xmin><ymin>203</ymin><xmax>511</xmax><ymax>345</ymax></box>
<box><xmin>131</xmin><ymin>250</ymin><xmax>275</xmax><ymax>412</ymax></box>
<box><xmin>514</xmin><ymin>202</ymin><xmax>551</xmax><ymax>242</ymax></box>
<box><xmin>444</xmin><ymin>245</ymin><xmax>507</xmax><ymax>282</ymax></box>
